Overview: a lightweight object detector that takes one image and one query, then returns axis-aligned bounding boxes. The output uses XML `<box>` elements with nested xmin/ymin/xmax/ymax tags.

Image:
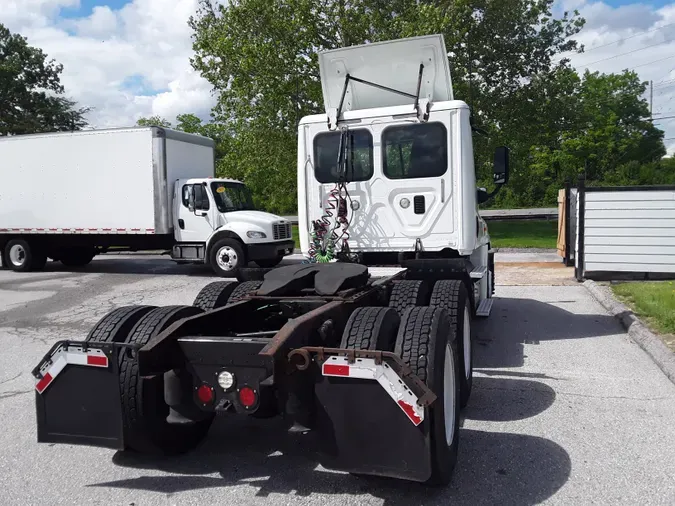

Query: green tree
<box><xmin>136</xmin><ymin>115</ymin><xmax>172</xmax><ymax>127</ymax></box>
<box><xmin>190</xmin><ymin>0</ymin><xmax>584</xmax><ymax>213</ymax></box>
<box><xmin>136</xmin><ymin>113</ymin><xmax>231</xmax><ymax>164</ymax></box>
<box><xmin>0</xmin><ymin>23</ymin><xmax>89</xmax><ymax>136</ymax></box>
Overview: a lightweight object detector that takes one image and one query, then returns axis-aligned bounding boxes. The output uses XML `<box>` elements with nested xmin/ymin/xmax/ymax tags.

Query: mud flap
<box><xmin>314</xmin><ymin>371</ymin><xmax>432</xmax><ymax>482</ymax></box>
<box><xmin>33</xmin><ymin>341</ymin><xmax>125</xmax><ymax>450</ymax></box>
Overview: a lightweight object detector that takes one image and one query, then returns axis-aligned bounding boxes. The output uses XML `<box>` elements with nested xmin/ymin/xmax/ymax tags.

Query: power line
<box><xmin>578</xmin><ymin>38</ymin><xmax>675</xmax><ymax>68</ymax></box>
<box><xmin>556</xmin><ymin>22</ymin><xmax>675</xmax><ymax>59</ymax></box>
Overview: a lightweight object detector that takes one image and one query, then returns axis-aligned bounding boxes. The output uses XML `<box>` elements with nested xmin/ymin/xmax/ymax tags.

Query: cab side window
<box><xmin>181</xmin><ymin>184</ymin><xmax>210</xmax><ymax>210</ymax></box>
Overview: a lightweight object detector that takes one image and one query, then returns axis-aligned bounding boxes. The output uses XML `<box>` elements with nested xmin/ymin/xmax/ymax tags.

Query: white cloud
<box><xmin>2</xmin><ymin>0</ymin><xmax>214</xmax><ymax>128</ymax></box>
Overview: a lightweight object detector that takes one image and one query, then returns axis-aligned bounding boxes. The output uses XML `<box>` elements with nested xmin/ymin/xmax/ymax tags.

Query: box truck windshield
<box><xmin>211</xmin><ymin>182</ymin><xmax>255</xmax><ymax>212</ymax></box>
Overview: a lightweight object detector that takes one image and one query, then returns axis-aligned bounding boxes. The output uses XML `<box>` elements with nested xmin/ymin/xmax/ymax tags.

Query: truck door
<box><xmin>175</xmin><ymin>182</ymin><xmax>216</xmax><ymax>243</ymax></box>
<box><xmin>375</xmin><ymin>121</ymin><xmax>453</xmax><ymax>248</ymax></box>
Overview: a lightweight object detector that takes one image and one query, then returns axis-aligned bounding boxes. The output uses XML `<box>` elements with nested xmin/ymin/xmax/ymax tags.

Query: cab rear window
<box><xmin>313</xmin><ymin>129</ymin><xmax>373</xmax><ymax>183</ymax></box>
<box><xmin>383</xmin><ymin>123</ymin><xmax>448</xmax><ymax>179</ymax></box>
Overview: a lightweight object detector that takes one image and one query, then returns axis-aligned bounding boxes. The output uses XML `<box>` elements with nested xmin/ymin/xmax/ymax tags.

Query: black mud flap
<box><xmin>314</xmin><ymin>373</ymin><xmax>432</xmax><ymax>482</ymax></box>
<box><xmin>33</xmin><ymin>340</ymin><xmax>125</xmax><ymax>450</ymax></box>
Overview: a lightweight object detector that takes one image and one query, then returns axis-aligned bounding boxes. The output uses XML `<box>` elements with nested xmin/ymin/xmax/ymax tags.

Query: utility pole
<box><xmin>650</xmin><ymin>80</ymin><xmax>654</xmax><ymax>120</ymax></box>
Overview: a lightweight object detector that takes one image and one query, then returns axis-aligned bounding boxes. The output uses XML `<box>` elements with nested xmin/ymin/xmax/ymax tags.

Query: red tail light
<box><xmin>238</xmin><ymin>386</ymin><xmax>257</xmax><ymax>408</ymax></box>
<box><xmin>197</xmin><ymin>384</ymin><xmax>214</xmax><ymax>404</ymax></box>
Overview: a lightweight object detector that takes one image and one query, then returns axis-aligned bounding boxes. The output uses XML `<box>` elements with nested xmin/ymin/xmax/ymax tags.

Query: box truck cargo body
<box><xmin>0</xmin><ymin>127</ymin><xmax>293</xmax><ymax>275</ymax></box>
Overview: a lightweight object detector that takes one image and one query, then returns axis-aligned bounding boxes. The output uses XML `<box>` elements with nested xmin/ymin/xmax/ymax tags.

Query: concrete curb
<box><xmin>584</xmin><ymin>280</ymin><xmax>675</xmax><ymax>385</ymax></box>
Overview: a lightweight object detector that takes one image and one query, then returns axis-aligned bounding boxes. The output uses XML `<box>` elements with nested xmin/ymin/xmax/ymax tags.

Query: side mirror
<box><xmin>187</xmin><ymin>187</ymin><xmax>195</xmax><ymax>213</ymax></box>
<box><xmin>477</xmin><ymin>187</ymin><xmax>490</xmax><ymax>204</ymax></box>
<box><xmin>493</xmin><ymin>146</ymin><xmax>510</xmax><ymax>185</ymax></box>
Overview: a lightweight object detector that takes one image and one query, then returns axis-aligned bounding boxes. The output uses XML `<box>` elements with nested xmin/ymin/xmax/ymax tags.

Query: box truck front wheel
<box><xmin>3</xmin><ymin>239</ymin><xmax>46</xmax><ymax>272</ymax></box>
<box><xmin>210</xmin><ymin>239</ymin><xmax>246</xmax><ymax>277</ymax></box>
<box><xmin>395</xmin><ymin>307</ymin><xmax>460</xmax><ymax>486</ymax></box>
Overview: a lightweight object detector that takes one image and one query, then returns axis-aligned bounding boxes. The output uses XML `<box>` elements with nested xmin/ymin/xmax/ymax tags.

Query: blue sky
<box><xmin>60</xmin><ymin>0</ymin><xmax>131</xmax><ymax>18</ymax></box>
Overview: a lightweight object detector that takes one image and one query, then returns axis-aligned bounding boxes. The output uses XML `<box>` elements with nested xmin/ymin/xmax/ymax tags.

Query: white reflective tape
<box><xmin>35</xmin><ymin>345</ymin><xmax>109</xmax><ymax>394</ymax></box>
<box><xmin>322</xmin><ymin>356</ymin><xmax>425</xmax><ymax>426</ymax></box>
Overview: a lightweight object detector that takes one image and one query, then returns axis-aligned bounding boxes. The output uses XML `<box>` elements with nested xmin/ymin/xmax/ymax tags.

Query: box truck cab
<box><xmin>173</xmin><ymin>177</ymin><xmax>294</xmax><ymax>274</ymax></box>
<box><xmin>0</xmin><ymin>127</ymin><xmax>293</xmax><ymax>276</ymax></box>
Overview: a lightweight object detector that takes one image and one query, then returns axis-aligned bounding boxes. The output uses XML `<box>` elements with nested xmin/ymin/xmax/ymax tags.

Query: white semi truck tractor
<box><xmin>31</xmin><ymin>35</ymin><xmax>508</xmax><ymax>486</ymax></box>
<box><xmin>0</xmin><ymin>127</ymin><xmax>294</xmax><ymax>276</ymax></box>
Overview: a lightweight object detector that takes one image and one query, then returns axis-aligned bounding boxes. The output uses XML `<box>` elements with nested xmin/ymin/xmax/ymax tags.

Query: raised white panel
<box><xmin>585</xmin><ymin>235</ymin><xmax>675</xmax><ymax>246</ymax></box>
<box><xmin>586</xmin><ymin>262</ymin><xmax>675</xmax><ymax>273</ymax></box>
<box><xmin>586</xmin><ymin>244</ymin><xmax>675</xmax><ymax>255</ymax></box>
<box><xmin>586</xmin><ymin>191</ymin><xmax>675</xmax><ymax>202</ymax></box>
<box><xmin>585</xmin><ymin>200</ymin><xmax>675</xmax><ymax>210</ymax></box>
<box><xmin>585</xmin><ymin>219</ymin><xmax>675</xmax><ymax>228</ymax></box>
<box><xmin>585</xmin><ymin>253</ymin><xmax>675</xmax><ymax>265</ymax></box>
<box><xmin>585</xmin><ymin>209</ymin><xmax>675</xmax><ymax>219</ymax></box>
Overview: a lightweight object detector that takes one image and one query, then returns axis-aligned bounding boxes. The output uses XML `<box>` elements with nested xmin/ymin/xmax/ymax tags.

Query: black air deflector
<box><xmin>413</xmin><ymin>196</ymin><xmax>425</xmax><ymax>214</ymax></box>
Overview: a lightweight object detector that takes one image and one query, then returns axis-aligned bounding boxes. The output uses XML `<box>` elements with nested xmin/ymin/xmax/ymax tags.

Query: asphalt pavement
<box><xmin>1</xmin><ymin>255</ymin><xmax>674</xmax><ymax>505</ymax></box>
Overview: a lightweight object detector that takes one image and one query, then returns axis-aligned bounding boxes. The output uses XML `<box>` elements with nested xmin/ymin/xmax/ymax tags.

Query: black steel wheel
<box><xmin>388</xmin><ymin>280</ymin><xmax>431</xmax><ymax>315</ymax></box>
<box><xmin>395</xmin><ymin>306</ymin><xmax>460</xmax><ymax>486</ymax></box>
<box><xmin>119</xmin><ymin>305</ymin><xmax>213</xmax><ymax>455</ymax></box>
<box><xmin>429</xmin><ymin>280</ymin><xmax>473</xmax><ymax>408</ymax></box>
<box><xmin>193</xmin><ymin>281</ymin><xmax>239</xmax><ymax>311</ymax></box>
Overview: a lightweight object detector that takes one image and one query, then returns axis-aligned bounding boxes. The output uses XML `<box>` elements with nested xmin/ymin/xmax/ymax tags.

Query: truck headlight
<box><xmin>247</xmin><ymin>231</ymin><xmax>267</xmax><ymax>239</ymax></box>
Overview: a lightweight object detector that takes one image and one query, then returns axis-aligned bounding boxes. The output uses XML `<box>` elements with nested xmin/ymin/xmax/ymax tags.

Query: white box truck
<box><xmin>0</xmin><ymin>127</ymin><xmax>294</xmax><ymax>276</ymax></box>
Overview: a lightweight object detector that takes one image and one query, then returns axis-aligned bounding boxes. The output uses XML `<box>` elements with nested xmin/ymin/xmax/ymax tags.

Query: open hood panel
<box><xmin>318</xmin><ymin>35</ymin><xmax>453</xmax><ymax>114</ymax></box>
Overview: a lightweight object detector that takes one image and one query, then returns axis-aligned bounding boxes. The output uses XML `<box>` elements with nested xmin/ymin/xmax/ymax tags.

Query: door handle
<box><xmin>178</xmin><ymin>219</ymin><xmax>185</xmax><ymax>229</ymax></box>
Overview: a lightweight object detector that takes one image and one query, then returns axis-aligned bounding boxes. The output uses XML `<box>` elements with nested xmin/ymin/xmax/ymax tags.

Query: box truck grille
<box><xmin>273</xmin><ymin>223</ymin><xmax>292</xmax><ymax>240</ymax></box>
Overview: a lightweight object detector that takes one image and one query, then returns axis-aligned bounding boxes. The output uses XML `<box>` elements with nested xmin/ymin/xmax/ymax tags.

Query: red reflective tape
<box><xmin>397</xmin><ymin>400</ymin><xmax>422</xmax><ymax>425</ymax></box>
<box><xmin>102</xmin><ymin>228</ymin><xmax>112</xmax><ymax>231</ymax></box>
<box><xmin>131</xmin><ymin>228</ymin><xmax>140</xmax><ymax>231</ymax></box>
<box><xmin>89</xmin><ymin>228</ymin><xmax>98</xmax><ymax>231</ymax></box>
<box><xmin>49</xmin><ymin>228</ymin><xmax>58</xmax><ymax>231</ymax></box>
<box><xmin>75</xmin><ymin>228</ymin><xmax>84</xmax><ymax>231</ymax></box>
<box><xmin>324</xmin><ymin>364</ymin><xmax>350</xmax><ymax>376</ymax></box>
<box><xmin>87</xmin><ymin>355</ymin><xmax>108</xmax><ymax>367</ymax></box>
<box><xmin>36</xmin><ymin>373</ymin><xmax>53</xmax><ymax>394</ymax></box>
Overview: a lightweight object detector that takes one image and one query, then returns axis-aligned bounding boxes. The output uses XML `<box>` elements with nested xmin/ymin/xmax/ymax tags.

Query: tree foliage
<box><xmin>0</xmin><ymin>23</ymin><xmax>89</xmax><ymax>136</ymax></box>
<box><xmin>136</xmin><ymin>113</ymin><xmax>231</xmax><ymax>162</ymax></box>
<box><xmin>189</xmin><ymin>1</ymin><xmax>667</xmax><ymax>213</ymax></box>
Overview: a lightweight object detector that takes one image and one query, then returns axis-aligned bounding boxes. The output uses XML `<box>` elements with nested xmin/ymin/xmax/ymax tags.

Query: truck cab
<box><xmin>172</xmin><ymin>177</ymin><xmax>294</xmax><ymax>275</ymax></box>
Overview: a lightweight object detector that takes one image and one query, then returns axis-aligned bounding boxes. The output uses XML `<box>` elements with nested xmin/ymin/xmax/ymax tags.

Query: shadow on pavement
<box><xmin>474</xmin><ymin>296</ymin><xmax>623</xmax><ymax>369</ymax></box>
<box><xmin>97</xmin><ymin>374</ymin><xmax>569</xmax><ymax>505</ymax></box>
<box><xmin>463</xmin><ymin>376</ymin><xmax>556</xmax><ymax>422</ymax></box>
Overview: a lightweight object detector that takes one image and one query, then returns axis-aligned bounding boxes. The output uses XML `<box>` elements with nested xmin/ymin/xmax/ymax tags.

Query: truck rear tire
<box><xmin>4</xmin><ymin>239</ymin><xmax>45</xmax><ymax>272</ymax></box>
<box><xmin>429</xmin><ymin>280</ymin><xmax>472</xmax><ymax>408</ymax></box>
<box><xmin>255</xmin><ymin>254</ymin><xmax>284</xmax><ymax>268</ymax></box>
<box><xmin>192</xmin><ymin>281</ymin><xmax>239</xmax><ymax>311</ymax></box>
<box><xmin>340</xmin><ymin>307</ymin><xmax>400</xmax><ymax>351</ymax></box>
<box><xmin>227</xmin><ymin>280</ymin><xmax>262</xmax><ymax>304</ymax></box>
<box><xmin>86</xmin><ymin>306</ymin><xmax>157</xmax><ymax>344</ymax></box>
<box><xmin>60</xmin><ymin>247</ymin><xmax>95</xmax><ymax>268</ymax></box>
<box><xmin>119</xmin><ymin>305</ymin><xmax>213</xmax><ymax>455</ymax></box>
<box><xmin>210</xmin><ymin>238</ymin><xmax>246</xmax><ymax>277</ymax></box>
<box><xmin>388</xmin><ymin>280</ymin><xmax>430</xmax><ymax>315</ymax></box>
<box><xmin>395</xmin><ymin>306</ymin><xmax>460</xmax><ymax>486</ymax></box>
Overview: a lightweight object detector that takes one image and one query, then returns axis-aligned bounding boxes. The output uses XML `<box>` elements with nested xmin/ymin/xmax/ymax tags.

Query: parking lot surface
<box><xmin>1</xmin><ymin>255</ymin><xmax>675</xmax><ymax>505</ymax></box>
